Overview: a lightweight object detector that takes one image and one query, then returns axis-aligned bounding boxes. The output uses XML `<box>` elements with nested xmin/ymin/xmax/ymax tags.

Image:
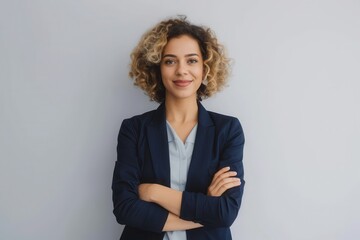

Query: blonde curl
<box><xmin>129</xmin><ymin>16</ymin><xmax>230</xmax><ymax>102</ymax></box>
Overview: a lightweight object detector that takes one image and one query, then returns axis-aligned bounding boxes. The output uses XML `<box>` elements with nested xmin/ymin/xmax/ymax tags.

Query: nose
<box><xmin>175</xmin><ymin>61</ymin><xmax>188</xmax><ymax>76</ymax></box>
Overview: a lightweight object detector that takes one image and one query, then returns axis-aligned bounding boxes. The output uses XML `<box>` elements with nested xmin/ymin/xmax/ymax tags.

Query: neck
<box><xmin>165</xmin><ymin>97</ymin><xmax>198</xmax><ymax>123</ymax></box>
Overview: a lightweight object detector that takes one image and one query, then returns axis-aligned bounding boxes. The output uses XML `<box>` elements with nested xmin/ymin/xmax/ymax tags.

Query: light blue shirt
<box><xmin>163</xmin><ymin>121</ymin><xmax>198</xmax><ymax>240</ymax></box>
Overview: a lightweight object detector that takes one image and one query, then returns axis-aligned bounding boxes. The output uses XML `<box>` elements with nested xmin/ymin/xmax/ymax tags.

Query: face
<box><xmin>160</xmin><ymin>35</ymin><xmax>204</xmax><ymax>102</ymax></box>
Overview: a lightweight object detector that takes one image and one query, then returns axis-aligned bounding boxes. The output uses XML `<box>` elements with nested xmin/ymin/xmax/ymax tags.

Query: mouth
<box><xmin>173</xmin><ymin>80</ymin><xmax>193</xmax><ymax>87</ymax></box>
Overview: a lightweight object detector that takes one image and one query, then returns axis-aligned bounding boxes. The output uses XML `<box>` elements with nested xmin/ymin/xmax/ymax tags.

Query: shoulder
<box><xmin>119</xmin><ymin>109</ymin><xmax>158</xmax><ymax>134</ymax></box>
<box><xmin>208</xmin><ymin>111</ymin><xmax>243</xmax><ymax>130</ymax></box>
<box><xmin>123</xmin><ymin>109</ymin><xmax>157</xmax><ymax>124</ymax></box>
<box><xmin>205</xmin><ymin>110</ymin><xmax>245</xmax><ymax>145</ymax></box>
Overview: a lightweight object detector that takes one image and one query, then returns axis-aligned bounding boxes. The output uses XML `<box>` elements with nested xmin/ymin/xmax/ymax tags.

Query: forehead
<box><xmin>163</xmin><ymin>35</ymin><xmax>201</xmax><ymax>55</ymax></box>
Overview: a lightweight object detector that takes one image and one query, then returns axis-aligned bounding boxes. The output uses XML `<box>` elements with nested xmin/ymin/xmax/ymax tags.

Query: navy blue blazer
<box><xmin>112</xmin><ymin>102</ymin><xmax>245</xmax><ymax>240</ymax></box>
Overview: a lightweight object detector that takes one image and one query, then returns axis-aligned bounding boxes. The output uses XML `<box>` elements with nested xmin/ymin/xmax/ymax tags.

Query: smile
<box><xmin>173</xmin><ymin>80</ymin><xmax>193</xmax><ymax>87</ymax></box>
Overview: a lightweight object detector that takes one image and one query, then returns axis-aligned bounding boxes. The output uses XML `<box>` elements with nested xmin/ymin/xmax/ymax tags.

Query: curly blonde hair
<box><xmin>129</xmin><ymin>16</ymin><xmax>230</xmax><ymax>102</ymax></box>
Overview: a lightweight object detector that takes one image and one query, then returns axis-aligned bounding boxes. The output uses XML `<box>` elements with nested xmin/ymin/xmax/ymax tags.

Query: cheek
<box><xmin>160</xmin><ymin>66</ymin><xmax>172</xmax><ymax>79</ymax></box>
<box><xmin>160</xmin><ymin>68</ymin><xmax>172</xmax><ymax>88</ymax></box>
<box><xmin>195</xmin><ymin>67</ymin><xmax>204</xmax><ymax>79</ymax></box>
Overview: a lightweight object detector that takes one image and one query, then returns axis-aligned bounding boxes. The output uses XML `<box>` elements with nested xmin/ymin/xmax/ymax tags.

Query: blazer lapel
<box><xmin>146</xmin><ymin>103</ymin><xmax>171</xmax><ymax>187</ymax></box>
<box><xmin>186</xmin><ymin>102</ymin><xmax>215</xmax><ymax>191</ymax></box>
<box><xmin>146</xmin><ymin>102</ymin><xmax>215</xmax><ymax>189</ymax></box>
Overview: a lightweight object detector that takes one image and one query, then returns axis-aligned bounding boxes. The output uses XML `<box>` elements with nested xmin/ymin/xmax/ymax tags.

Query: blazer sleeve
<box><xmin>180</xmin><ymin>117</ymin><xmax>245</xmax><ymax>228</ymax></box>
<box><xmin>112</xmin><ymin>119</ymin><xmax>168</xmax><ymax>233</ymax></box>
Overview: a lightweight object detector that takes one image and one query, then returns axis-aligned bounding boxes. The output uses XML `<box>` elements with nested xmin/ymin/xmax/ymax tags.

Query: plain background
<box><xmin>1</xmin><ymin>0</ymin><xmax>359</xmax><ymax>239</ymax></box>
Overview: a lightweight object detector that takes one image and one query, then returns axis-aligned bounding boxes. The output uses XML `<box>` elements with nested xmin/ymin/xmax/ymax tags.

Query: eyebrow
<box><xmin>162</xmin><ymin>53</ymin><xmax>200</xmax><ymax>58</ymax></box>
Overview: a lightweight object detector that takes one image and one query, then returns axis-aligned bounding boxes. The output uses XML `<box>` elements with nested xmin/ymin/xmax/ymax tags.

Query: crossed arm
<box><xmin>113</xmin><ymin>117</ymin><xmax>245</xmax><ymax>233</ymax></box>
<box><xmin>138</xmin><ymin>166</ymin><xmax>241</xmax><ymax>231</ymax></box>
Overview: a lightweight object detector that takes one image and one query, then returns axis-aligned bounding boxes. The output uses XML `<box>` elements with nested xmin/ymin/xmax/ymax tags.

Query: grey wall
<box><xmin>1</xmin><ymin>0</ymin><xmax>359</xmax><ymax>239</ymax></box>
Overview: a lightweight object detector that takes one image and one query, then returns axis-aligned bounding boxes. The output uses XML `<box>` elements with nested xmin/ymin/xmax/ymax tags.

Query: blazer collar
<box><xmin>149</xmin><ymin>101</ymin><xmax>214</xmax><ymax>128</ymax></box>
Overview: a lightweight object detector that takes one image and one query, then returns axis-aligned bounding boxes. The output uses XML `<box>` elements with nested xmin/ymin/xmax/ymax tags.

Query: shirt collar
<box><xmin>166</xmin><ymin>121</ymin><xmax>198</xmax><ymax>144</ymax></box>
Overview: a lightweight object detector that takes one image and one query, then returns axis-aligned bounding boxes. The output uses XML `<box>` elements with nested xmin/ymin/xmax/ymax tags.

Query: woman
<box><xmin>112</xmin><ymin>16</ymin><xmax>245</xmax><ymax>240</ymax></box>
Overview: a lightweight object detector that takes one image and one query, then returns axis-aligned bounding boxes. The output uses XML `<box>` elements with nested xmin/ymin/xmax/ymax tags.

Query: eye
<box><xmin>187</xmin><ymin>58</ymin><xmax>198</xmax><ymax>64</ymax></box>
<box><xmin>163</xmin><ymin>59</ymin><xmax>176</xmax><ymax>65</ymax></box>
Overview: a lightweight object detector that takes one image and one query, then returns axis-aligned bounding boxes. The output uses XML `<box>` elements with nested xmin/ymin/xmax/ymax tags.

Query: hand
<box><xmin>138</xmin><ymin>183</ymin><xmax>155</xmax><ymax>202</ymax></box>
<box><xmin>207</xmin><ymin>166</ymin><xmax>241</xmax><ymax>197</ymax></box>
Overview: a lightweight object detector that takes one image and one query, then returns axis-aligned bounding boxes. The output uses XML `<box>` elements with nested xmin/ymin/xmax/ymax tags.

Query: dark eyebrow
<box><xmin>185</xmin><ymin>53</ymin><xmax>200</xmax><ymax>57</ymax></box>
<box><xmin>162</xmin><ymin>53</ymin><xmax>200</xmax><ymax>58</ymax></box>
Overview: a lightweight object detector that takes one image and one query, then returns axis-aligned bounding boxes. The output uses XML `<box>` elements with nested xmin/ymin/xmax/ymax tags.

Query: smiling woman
<box><xmin>160</xmin><ymin>35</ymin><xmax>204</xmax><ymax>103</ymax></box>
<box><xmin>129</xmin><ymin>17</ymin><xmax>230</xmax><ymax>103</ymax></box>
<box><xmin>112</xmin><ymin>16</ymin><xmax>245</xmax><ymax>240</ymax></box>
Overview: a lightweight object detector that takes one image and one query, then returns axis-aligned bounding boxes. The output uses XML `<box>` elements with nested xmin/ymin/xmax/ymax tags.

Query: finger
<box><xmin>213</xmin><ymin>179</ymin><xmax>241</xmax><ymax>196</ymax></box>
<box><xmin>209</xmin><ymin>177</ymin><xmax>238</xmax><ymax>195</ymax></box>
<box><xmin>213</xmin><ymin>177</ymin><xmax>241</xmax><ymax>195</ymax></box>
<box><xmin>209</xmin><ymin>178</ymin><xmax>241</xmax><ymax>197</ymax></box>
<box><xmin>215</xmin><ymin>179</ymin><xmax>241</xmax><ymax>196</ymax></box>
<box><xmin>212</xmin><ymin>170</ymin><xmax>237</xmax><ymax>185</ymax></box>
<box><xmin>212</xmin><ymin>171</ymin><xmax>238</xmax><ymax>188</ymax></box>
<box><xmin>209</xmin><ymin>171</ymin><xmax>237</xmax><ymax>193</ymax></box>
<box><xmin>212</xmin><ymin>166</ymin><xmax>230</xmax><ymax>182</ymax></box>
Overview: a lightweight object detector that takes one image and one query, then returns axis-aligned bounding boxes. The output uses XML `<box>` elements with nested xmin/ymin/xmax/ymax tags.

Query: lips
<box><xmin>173</xmin><ymin>80</ymin><xmax>193</xmax><ymax>87</ymax></box>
